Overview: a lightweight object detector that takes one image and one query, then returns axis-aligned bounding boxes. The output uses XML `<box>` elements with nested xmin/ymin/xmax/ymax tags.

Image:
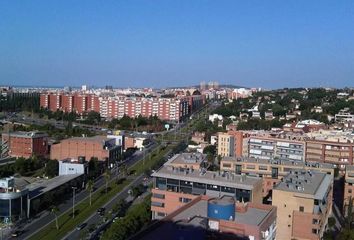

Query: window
<box><xmin>349</xmin><ymin>189</ymin><xmax>352</xmax><ymax>194</ymax></box>
<box><xmin>258</xmin><ymin>165</ymin><xmax>268</xmax><ymax>171</ymax></box>
<box><xmin>180</xmin><ymin>181</ymin><xmax>193</xmax><ymax>187</ymax></box>
<box><xmin>312</xmin><ymin>229</ymin><xmax>318</xmax><ymax>234</ymax></box>
<box><xmin>179</xmin><ymin>197</ymin><xmax>192</xmax><ymax>203</ymax></box>
<box><xmin>299</xmin><ymin>206</ymin><xmax>304</xmax><ymax>212</ymax></box>
<box><xmin>207</xmin><ymin>184</ymin><xmax>220</xmax><ymax>191</ymax></box>
<box><xmin>223</xmin><ymin>163</ymin><xmax>231</xmax><ymax>168</ymax></box>
<box><xmin>221</xmin><ymin>186</ymin><xmax>235</xmax><ymax>193</ymax></box>
<box><xmin>246</xmin><ymin>164</ymin><xmax>256</xmax><ymax>170</ymax></box>
<box><xmin>156</xmin><ymin>177</ymin><xmax>167</xmax><ymax>190</ymax></box>
<box><xmin>152</xmin><ymin>193</ymin><xmax>165</xmax><ymax>199</ymax></box>
<box><xmin>157</xmin><ymin>212</ymin><xmax>166</xmax><ymax>217</ymax></box>
<box><xmin>271</xmin><ymin>167</ymin><xmax>278</xmax><ymax>179</ymax></box>
<box><xmin>312</xmin><ymin>219</ymin><xmax>319</xmax><ymax>224</ymax></box>
<box><xmin>235</xmin><ymin>165</ymin><xmax>242</xmax><ymax>175</ymax></box>
<box><xmin>167</xmin><ymin>178</ymin><xmax>179</xmax><ymax>185</ymax></box>
<box><xmin>167</xmin><ymin>185</ymin><xmax>179</xmax><ymax>192</ymax></box>
<box><xmin>193</xmin><ymin>182</ymin><xmax>206</xmax><ymax>189</ymax></box>
<box><xmin>151</xmin><ymin>202</ymin><xmax>165</xmax><ymax>207</ymax></box>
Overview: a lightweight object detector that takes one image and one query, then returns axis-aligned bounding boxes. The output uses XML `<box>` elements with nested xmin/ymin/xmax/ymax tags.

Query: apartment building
<box><xmin>344</xmin><ymin>165</ymin><xmax>354</xmax><ymax>214</ymax></box>
<box><xmin>137</xmin><ymin>195</ymin><xmax>276</xmax><ymax>240</ymax></box>
<box><xmin>220</xmin><ymin>156</ymin><xmax>334</xmax><ymax>197</ymax></box>
<box><xmin>246</xmin><ymin>135</ymin><xmax>306</xmax><ymax>162</ymax></box>
<box><xmin>40</xmin><ymin>93</ymin><xmax>100</xmax><ymax>114</ymax></box>
<box><xmin>272</xmin><ymin>170</ymin><xmax>333</xmax><ymax>240</ymax></box>
<box><xmin>335</xmin><ymin>108</ymin><xmax>354</xmax><ymax>123</ymax></box>
<box><xmin>50</xmin><ymin>136</ymin><xmax>121</xmax><ymax>163</ymax></box>
<box><xmin>151</xmin><ymin>153</ymin><xmax>263</xmax><ymax>220</ymax></box>
<box><xmin>217</xmin><ymin>131</ymin><xmax>244</xmax><ymax>157</ymax></box>
<box><xmin>305</xmin><ymin>139</ymin><xmax>354</xmax><ymax>170</ymax></box>
<box><xmin>1</xmin><ymin>131</ymin><xmax>48</xmax><ymax>158</ymax></box>
<box><xmin>40</xmin><ymin>92</ymin><xmax>199</xmax><ymax>121</ymax></box>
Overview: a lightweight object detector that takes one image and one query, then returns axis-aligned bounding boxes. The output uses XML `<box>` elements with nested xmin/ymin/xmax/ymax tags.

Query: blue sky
<box><xmin>0</xmin><ymin>1</ymin><xmax>353</xmax><ymax>88</ymax></box>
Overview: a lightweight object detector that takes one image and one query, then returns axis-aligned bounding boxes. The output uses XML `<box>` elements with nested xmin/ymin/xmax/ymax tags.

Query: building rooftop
<box><xmin>174</xmin><ymin>199</ymin><xmax>270</xmax><ymax>226</ymax></box>
<box><xmin>27</xmin><ymin>174</ymin><xmax>83</xmax><ymax>199</ymax></box>
<box><xmin>68</xmin><ymin>135</ymin><xmax>110</xmax><ymax>142</ymax></box>
<box><xmin>274</xmin><ymin>170</ymin><xmax>332</xmax><ymax>199</ymax></box>
<box><xmin>306</xmin><ymin>130</ymin><xmax>354</xmax><ymax>143</ymax></box>
<box><xmin>165</xmin><ymin>153</ymin><xmax>207</xmax><ymax>166</ymax></box>
<box><xmin>136</xmin><ymin>196</ymin><xmax>274</xmax><ymax>240</ymax></box>
<box><xmin>1</xmin><ymin>174</ymin><xmax>83</xmax><ymax>197</ymax></box>
<box><xmin>59</xmin><ymin>136</ymin><xmax>120</xmax><ymax>150</ymax></box>
<box><xmin>221</xmin><ymin>156</ymin><xmax>335</xmax><ymax>170</ymax></box>
<box><xmin>152</xmin><ymin>165</ymin><xmax>261</xmax><ymax>190</ymax></box>
<box><xmin>2</xmin><ymin>131</ymin><xmax>48</xmax><ymax>138</ymax></box>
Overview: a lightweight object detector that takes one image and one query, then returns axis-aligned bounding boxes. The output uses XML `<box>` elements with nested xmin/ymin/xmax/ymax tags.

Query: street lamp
<box><xmin>72</xmin><ymin>186</ymin><xmax>77</xmax><ymax>219</ymax></box>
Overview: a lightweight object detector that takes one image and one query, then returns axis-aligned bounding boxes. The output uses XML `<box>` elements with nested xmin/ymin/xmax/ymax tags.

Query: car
<box><xmin>97</xmin><ymin>207</ymin><xmax>105</xmax><ymax>212</ymax></box>
<box><xmin>97</xmin><ymin>207</ymin><xmax>106</xmax><ymax>216</ymax></box>
<box><xmin>11</xmin><ymin>230</ymin><xmax>22</xmax><ymax>237</ymax></box>
<box><xmin>76</xmin><ymin>223</ymin><xmax>87</xmax><ymax>230</ymax></box>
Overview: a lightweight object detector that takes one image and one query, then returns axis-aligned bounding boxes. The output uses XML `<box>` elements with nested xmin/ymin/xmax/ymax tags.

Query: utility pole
<box><xmin>72</xmin><ymin>186</ymin><xmax>77</xmax><ymax>218</ymax></box>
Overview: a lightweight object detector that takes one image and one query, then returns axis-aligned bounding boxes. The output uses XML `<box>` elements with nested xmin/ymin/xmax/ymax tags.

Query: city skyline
<box><xmin>1</xmin><ymin>1</ymin><xmax>353</xmax><ymax>89</ymax></box>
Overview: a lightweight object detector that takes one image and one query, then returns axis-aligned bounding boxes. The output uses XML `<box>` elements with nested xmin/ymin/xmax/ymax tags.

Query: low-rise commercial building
<box><xmin>59</xmin><ymin>158</ymin><xmax>88</xmax><ymax>175</ymax></box>
<box><xmin>0</xmin><ymin>177</ymin><xmax>28</xmax><ymax>221</ymax></box>
<box><xmin>220</xmin><ymin>156</ymin><xmax>335</xmax><ymax>197</ymax></box>
<box><xmin>272</xmin><ymin>170</ymin><xmax>333</xmax><ymax>240</ymax></box>
<box><xmin>136</xmin><ymin>196</ymin><xmax>276</xmax><ymax>240</ymax></box>
<box><xmin>1</xmin><ymin>131</ymin><xmax>48</xmax><ymax>158</ymax></box>
<box><xmin>0</xmin><ymin>173</ymin><xmax>84</xmax><ymax>221</ymax></box>
<box><xmin>50</xmin><ymin>136</ymin><xmax>121</xmax><ymax>164</ymax></box>
<box><xmin>151</xmin><ymin>153</ymin><xmax>263</xmax><ymax>220</ymax></box>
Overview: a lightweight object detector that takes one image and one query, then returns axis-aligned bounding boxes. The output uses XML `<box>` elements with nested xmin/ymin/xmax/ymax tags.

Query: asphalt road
<box><xmin>63</xmin><ymin>174</ymin><xmax>146</xmax><ymax>240</ymax></box>
<box><xmin>17</xmin><ymin>143</ymin><xmax>157</xmax><ymax>240</ymax></box>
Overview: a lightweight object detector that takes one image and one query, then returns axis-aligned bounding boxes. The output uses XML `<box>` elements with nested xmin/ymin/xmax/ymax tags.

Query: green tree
<box><xmin>328</xmin><ymin>217</ymin><xmax>336</xmax><ymax>229</ymax></box>
<box><xmin>45</xmin><ymin>160</ymin><xmax>59</xmax><ymax>178</ymax></box>
<box><xmin>203</xmin><ymin>145</ymin><xmax>216</xmax><ymax>156</ymax></box>
<box><xmin>338</xmin><ymin>229</ymin><xmax>354</xmax><ymax>240</ymax></box>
